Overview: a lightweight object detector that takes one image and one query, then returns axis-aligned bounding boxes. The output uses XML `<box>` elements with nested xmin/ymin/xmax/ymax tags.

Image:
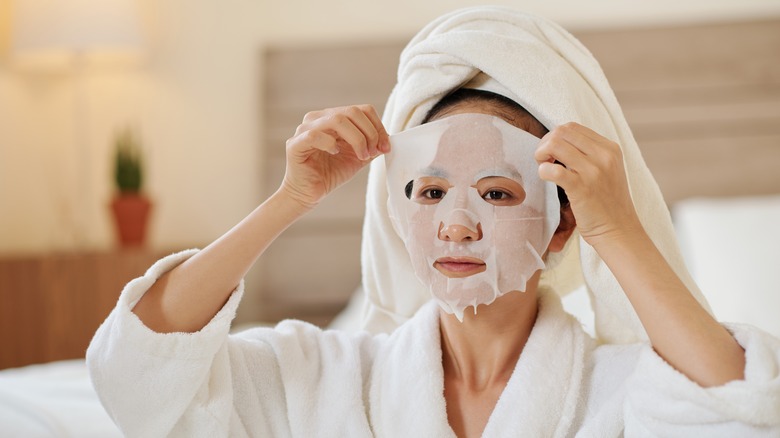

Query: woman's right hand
<box><xmin>134</xmin><ymin>105</ymin><xmax>388</xmax><ymax>333</ymax></box>
<box><xmin>280</xmin><ymin>104</ymin><xmax>390</xmax><ymax>209</ymax></box>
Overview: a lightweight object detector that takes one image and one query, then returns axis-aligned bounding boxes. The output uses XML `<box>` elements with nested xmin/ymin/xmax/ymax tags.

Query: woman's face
<box><xmin>386</xmin><ymin>104</ymin><xmax>560</xmax><ymax>321</ymax></box>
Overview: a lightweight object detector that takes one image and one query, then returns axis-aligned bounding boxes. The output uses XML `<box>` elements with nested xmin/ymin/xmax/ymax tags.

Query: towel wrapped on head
<box><xmin>359</xmin><ymin>6</ymin><xmax>712</xmax><ymax>344</ymax></box>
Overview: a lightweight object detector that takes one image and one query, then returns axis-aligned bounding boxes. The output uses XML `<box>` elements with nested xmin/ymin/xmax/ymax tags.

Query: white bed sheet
<box><xmin>0</xmin><ymin>359</ymin><xmax>120</xmax><ymax>438</ymax></box>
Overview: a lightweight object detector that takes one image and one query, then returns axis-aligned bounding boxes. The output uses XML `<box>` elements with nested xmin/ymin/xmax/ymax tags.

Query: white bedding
<box><xmin>0</xmin><ymin>359</ymin><xmax>120</xmax><ymax>438</ymax></box>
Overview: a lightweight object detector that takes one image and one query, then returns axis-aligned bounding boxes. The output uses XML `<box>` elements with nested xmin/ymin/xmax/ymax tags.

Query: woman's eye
<box><xmin>475</xmin><ymin>177</ymin><xmax>525</xmax><ymax>206</ymax></box>
<box><xmin>422</xmin><ymin>188</ymin><xmax>445</xmax><ymax>199</ymax></box>
<box><xmin>483</xmin><ymin>190</ymin><xmax>510</xmax><ymax>201</ymax></box>
<box><xmin>411</xmin><ymin>177</ymin><xmax>450</xmax><ymax>204</ymax></box>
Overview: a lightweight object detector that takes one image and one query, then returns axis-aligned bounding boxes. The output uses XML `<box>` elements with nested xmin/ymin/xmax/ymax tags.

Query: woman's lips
<box><xmin>433</xmin><ymin>257</ymin><xmax>487</xmax><ymax>278</ymax></box>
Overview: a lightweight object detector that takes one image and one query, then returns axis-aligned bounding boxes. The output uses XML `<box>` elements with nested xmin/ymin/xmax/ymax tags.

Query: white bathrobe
<box><xmin>87</xmin><ymin>250</ymin><xmax>780</xmax><ymax>437</ymax></box>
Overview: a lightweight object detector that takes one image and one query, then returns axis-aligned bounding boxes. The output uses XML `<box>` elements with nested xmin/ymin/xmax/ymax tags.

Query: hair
<box><xmin>422</xmin><ymin>88</ymin><xmax>571</xmax><ymax>210</ymax></box>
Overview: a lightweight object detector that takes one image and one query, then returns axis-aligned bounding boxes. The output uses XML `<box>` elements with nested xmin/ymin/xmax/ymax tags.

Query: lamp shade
<box><xmin>11</xmin><ymin>0</ymin><xmax>143</xmax><ymax>69</ymax></box>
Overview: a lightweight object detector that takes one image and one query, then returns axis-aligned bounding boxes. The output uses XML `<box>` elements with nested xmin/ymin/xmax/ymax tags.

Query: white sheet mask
<box><xmin>386</xmin><ymin>113</ymin><xmax>560</xmax><ymax>321</ymax></box>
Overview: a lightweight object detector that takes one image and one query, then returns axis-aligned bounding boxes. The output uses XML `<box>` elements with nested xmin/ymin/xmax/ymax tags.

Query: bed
<box><xmin>0</xmin><ymin>360</ymin><xmax>119</xmax><ymax>437</ymax></box>
<box><xmin>2</xmin><ymin>17</ymin><xmax>779</xmax><ymax>436</ymax></box>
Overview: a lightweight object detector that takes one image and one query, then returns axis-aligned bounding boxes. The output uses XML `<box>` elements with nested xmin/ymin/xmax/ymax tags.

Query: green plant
<box><xmin>114</xmin><ymin>128</ymin><xmax>144</xmax><ymax>193</ymax></box>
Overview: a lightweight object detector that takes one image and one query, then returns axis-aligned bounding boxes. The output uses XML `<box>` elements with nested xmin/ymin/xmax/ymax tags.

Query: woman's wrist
<box><xmin>270</xmin><ymin>185</ymin><xmax>318</xmax><ymax>220</ymax></box>
<box><xmin>582</xmin><ymin>217</ymin><xmax>648</xmax><ymax>254</ymax></box>
<box><xmin>275</xmin><ymin>179</ymin><xmax>325</xmax><ymax>213</ymax></box>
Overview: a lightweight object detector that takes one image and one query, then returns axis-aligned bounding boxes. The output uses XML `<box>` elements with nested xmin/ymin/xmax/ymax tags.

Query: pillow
<box><xmin>673</xmin><ymin>195</ymin><xmax>780</xmax><ymax>338</ymax></box>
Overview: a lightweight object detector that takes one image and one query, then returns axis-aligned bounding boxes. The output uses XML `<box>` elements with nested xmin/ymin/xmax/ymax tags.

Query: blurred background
<box><xmin>1</xmin><ymin>0</ymin><xmax>780</xmax><ymax>371</ymax></box>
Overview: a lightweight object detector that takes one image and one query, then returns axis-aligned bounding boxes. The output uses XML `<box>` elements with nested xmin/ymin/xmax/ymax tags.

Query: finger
<box><xmin>313</xmin><ymin>114</ymin><xmax>373</xmax><ymax>160</ymax></box>
<box><xmin>538</xmin><ymin>161</ymin><xmax>578</xmax><ymax>193</ymax></box>
<box><xmin>297</xmin><ymin>105</ymin><xmax>388</xmax><ymax>159</ymax></box>
<box><xmin>536</xmin><ymin>135</ymin><xmax>602</xmax><ymax>183</ymax></box>
<box><xmin>535</xmin><ymin>134</ymin><xmax>586</xmax><ymax>171</ymax></box>
<box><xmin>287</xmin><ymin>129</ymin><xmax>339</xmax><ymax>157</ymax></box>
<box><xmin>298</xmin><ymin>107</ymin><xmax>374</xmax><ymax>146</ymax></box>
<box><xmin>357</xmin><ymin>104</ymin><xmax>390</xmax><ymax>153</ymax></box>
<box><xmin>302</xmin><ymin>109</ymin><xmax>326</xmax><ymax>123</ymax></box>
<box><xmin>560</xmin><ymin>121</ymin><xmax>605</xmax><ymax>143</ymax></box>
<box><xmin>340</xmin><ymin>106</ymin><xmax>381</xmax><ymax>158</ymax></box>
<box><xmin>556</xmin><ymin>122</ymin><xmax>621</xmax><ymax>160</ymax></box>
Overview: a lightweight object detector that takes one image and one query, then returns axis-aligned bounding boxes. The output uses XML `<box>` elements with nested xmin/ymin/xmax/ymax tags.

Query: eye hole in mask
<box><xmin>404</xmin><ymin>176</ymin><xmax>527</xmax><ymax>207</ymax></box>
<box><xmin>409</xmin><ymin>177</ymin><xmax>450</xmax><ymax>205</ymax></box>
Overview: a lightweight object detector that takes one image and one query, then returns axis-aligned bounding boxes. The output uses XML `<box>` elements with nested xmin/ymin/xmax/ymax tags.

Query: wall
<box><xmin>261</xmin><ymin>0</ymin><xmax>780</xmax><ymax>42</ymax></box>
<box><xmin>0</xmin><ymin>0</ymin><xmax>268</xmax><ymax>253</ymax></box>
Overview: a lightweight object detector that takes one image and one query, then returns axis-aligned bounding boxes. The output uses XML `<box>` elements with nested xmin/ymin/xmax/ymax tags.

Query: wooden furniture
<box><xmin>256</xmin><ymin>19</ymin><xmax>780</xmax><ymax>326</ymax></box>
<box><xmin>577</xmin><ymin>20</ymin><xmax>780</xmax><ymax>204</ymax></box>
<box><xmin>0</xmin><ymin>250</ymin><xmax>163</xmax><ymax>370</ymax></box>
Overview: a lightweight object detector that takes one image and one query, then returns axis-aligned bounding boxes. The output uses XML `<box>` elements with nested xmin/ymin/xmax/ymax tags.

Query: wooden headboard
<box><xmin>253</xmin><ymin>19</ymin><xmax>780</xmax><ymax>326</ymax></box>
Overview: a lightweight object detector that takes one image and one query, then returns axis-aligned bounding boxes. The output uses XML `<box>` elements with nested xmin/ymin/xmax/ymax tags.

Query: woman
<box><xmin>88</xmin><ymin>7</ymin><xmax>780</xmax><ymax>437</ymax></box>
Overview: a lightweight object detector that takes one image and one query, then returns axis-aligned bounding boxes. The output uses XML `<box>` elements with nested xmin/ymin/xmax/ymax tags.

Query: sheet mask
<box><xmin>386</xmin><ymin>113</ymin><xmax>560</xmax><ymax>321</ymax></box>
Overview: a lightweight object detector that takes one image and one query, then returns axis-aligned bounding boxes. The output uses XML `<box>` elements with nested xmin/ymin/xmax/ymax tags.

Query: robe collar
<box><xmin>369</xmin><ymin>290</ymin><xmax>591</xmax><ymax>437</ymax></box>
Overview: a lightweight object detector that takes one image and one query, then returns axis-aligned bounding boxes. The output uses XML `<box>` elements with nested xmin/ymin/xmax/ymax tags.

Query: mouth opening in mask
<box><xmin>433</xmin><ymin>256</ymin><xmax>487</xmax><ymax>278</ymax></box>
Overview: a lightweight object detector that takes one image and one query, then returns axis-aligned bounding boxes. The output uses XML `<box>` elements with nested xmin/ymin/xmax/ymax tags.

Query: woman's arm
<box><xmin>133</xmin><ymin>105</ymin><xmax>390</xmax><ymax>333</ymax></box>
<box><xmin>535</xmin><ymin>122</ymin><xmax>745</xmax><ymax>387</ymax></box>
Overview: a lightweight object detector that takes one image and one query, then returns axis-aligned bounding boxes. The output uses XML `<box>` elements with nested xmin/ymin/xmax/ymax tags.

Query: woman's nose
<box><xmin>438</xmin><ymin>223</ymin><xmax>482</xmax><ymax>242</ymax></box>
<box><xmin>437</xmin><ymin>210</ymin><xmax>483</xmax><ymax>242</ymax></box>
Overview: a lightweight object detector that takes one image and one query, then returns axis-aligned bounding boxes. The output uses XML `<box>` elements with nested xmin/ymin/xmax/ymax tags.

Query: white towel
<box><xmin>360</xmin><ymin>6</ymin><xmax>712</xmax><ymax>343</ymax></box>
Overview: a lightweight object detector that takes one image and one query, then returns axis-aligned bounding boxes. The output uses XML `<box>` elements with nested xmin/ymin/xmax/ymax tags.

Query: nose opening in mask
<box><xmin>438</xmin><ymin>209</ymin><xmax>483</xmax><ymax>241</ymax></box>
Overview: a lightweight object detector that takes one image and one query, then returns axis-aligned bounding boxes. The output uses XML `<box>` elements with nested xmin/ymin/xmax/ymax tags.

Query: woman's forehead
<box><xmin>431</xmin><ymin>121</ymin><xmax>505</xmax><ymax>166</ymax></box>
<box><xmin>417</xmin><ymin>165</ymin><xmax>524</xmax><ymax>183</ymax></box>
<box><xmin>387</xmin><ymin>112</ymin><xmax>542</xmax><ymax>190</ymax></box>
<box><xmin>422</xmin><ymin>114</ymin><xmax>520</xmax><ymax>180</ymax></box>
<box><xmin>429</xmin><ymin>99</ymin><xmax>546</xmax><ymax>139</ymax></box>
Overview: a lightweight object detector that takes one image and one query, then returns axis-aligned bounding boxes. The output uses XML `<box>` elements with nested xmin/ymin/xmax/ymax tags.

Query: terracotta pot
<box><xmin>111</xmin><ymin>193</ymin><xmax>152</xmax><ymax>247</ymax></box>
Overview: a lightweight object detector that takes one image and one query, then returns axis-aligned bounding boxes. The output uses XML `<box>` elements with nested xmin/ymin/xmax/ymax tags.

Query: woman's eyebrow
<box><xmin>419</xmin><ymin>166</ymin><xmax>448</xmax><ymax>178</ymax></box>
<box><xmin>474</xmin><ymin>168</ymin><xmax>523</xmax><ymax>182</ymax></box>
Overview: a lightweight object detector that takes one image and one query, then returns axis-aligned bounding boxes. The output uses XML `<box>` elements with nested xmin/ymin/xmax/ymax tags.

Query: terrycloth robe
<box><xmin>87</xmin><ymin>250</ymin><xmax>780</xmax><ymax>437</ymax></box>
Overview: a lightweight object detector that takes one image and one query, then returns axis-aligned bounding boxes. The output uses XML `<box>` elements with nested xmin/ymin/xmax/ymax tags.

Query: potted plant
<box><xmin>110</xmin><ymin>127</ymin><xmax>152</xmax><ymax>247</ymax></box>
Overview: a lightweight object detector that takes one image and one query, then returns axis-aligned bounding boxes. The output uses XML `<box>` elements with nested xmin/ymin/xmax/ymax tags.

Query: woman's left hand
<box><xmin>534</xmin><ymin>122</ymin><xmax>643</xmax><ymax>247</ymax></box>
<box><xmin>535</xmin><ymin>124</ymin><xmax>746</xmax><ymax>387</ymax></box>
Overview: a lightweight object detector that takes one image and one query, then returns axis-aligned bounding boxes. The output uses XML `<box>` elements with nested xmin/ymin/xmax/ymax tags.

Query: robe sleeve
<box><xmin>624</xmin><ymin>323</ymin><xmax>780</xmax><ymax>437</ymax></box>
<box><xmin>85</xmin><ymin>250</ymin><xmax>288</xmax><ymax>437</ymax></box>
<box><xmin>87</xmin><ymin>250</ymin><xmax>378</xmax><ymax>437</ymax></box>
